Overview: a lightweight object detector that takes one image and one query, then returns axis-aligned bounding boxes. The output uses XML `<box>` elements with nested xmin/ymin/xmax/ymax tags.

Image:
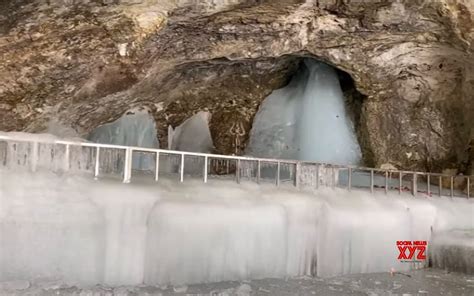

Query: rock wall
<box><xmin>0</xmin><ymin>0</ymin><xmax>473</xmax><ymax>174</ymax></box>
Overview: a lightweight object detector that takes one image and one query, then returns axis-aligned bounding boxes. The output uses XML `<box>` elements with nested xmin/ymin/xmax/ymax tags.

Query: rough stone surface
<box><xmin>0</xmin><ymin>0</ymin><xmax>473</xmax><ymax>175</ymax></box>
<box><xmin>0</xmin><ymin>269</ymin><xmax>473</xmax><ymax>296</ymax></box>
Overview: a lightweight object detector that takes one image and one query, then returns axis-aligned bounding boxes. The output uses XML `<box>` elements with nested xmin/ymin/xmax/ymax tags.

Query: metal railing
<box><xmin>0</xmin><ymin>134</ymin><xmax>471</xmax><ymax>198</ymax></box>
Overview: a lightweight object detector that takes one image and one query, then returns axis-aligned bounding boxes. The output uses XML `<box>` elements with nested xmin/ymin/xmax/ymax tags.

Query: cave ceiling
<box><xmin>0</xmin><ymin>0</ymin><xmax>473</xmax><ymax>174</ymax></box>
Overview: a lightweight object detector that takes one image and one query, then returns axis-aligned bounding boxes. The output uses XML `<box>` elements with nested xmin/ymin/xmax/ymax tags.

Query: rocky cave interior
<box><xmin>0</xmin><ymin>0</ymin><xmax>473</xmax><ymax>191</ymax></box>
<box><xmin>85</xmin><ymin>56</ymin><xmax>367</xmax><ymax>165</ymax></box>
<box><xmin>1</xmin><ymin>2</ymin><xmax>474</xmax><ymax>292</ymax></box>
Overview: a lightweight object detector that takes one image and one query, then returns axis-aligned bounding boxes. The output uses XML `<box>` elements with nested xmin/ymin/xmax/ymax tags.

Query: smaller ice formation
<box><xmin>246</xmin><ymin>59</ymin><xmax>361</xmax><ymax>166</ymax></box>
<box><xmin>168</xmin><ymin>111</ymin><xmax>214</xmax><ymax>153</ymax></box>
<box><xmin>166</xmin><ymin>111</ymin><xmax>215</xmax><ymax>175</ymax></box>
<box><xmin>88</xmin><ymin>108</ymin><xmax>159</xmax><ymax>171</ymax></box>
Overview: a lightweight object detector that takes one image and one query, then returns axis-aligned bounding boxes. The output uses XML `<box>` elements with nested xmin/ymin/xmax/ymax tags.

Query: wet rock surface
<box><xmin>0</xmin><ymin>0</ymin><xmax>473</xmax><ymax>174</ymax></box>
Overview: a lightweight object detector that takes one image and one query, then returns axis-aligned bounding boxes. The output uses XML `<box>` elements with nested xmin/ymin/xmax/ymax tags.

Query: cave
<box><xmin>2</xmin><ymin>0</ymin><xmax>473</xmax><ymax>178</ymax></box>
<box><xmin>86</xmin><ymin>57</ymin><xmax>367</xmax><ymax>170</ymax></box>
<box><xmin>1</xmin><ymin>1</ymin><xmax>474</xmax><ymax>292</ymax></box>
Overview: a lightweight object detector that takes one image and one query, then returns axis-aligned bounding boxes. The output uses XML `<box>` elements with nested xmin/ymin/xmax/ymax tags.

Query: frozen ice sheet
<box><xmin>0</xmin><ymin>169</ymin><xmax>472</xmax><ymax>286</ymax></box>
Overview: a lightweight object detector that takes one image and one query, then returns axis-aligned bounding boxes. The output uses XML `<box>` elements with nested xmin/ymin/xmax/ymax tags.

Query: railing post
<box><xmin>180</xmin><ymin>154</ymin><xmax>184</xmax><ymax>182</ymax></box>
<box><xmin>467</xmin><ymin>177</ymin><xmax>470</xmax><ymax>198</ymax></box>
<box><xmin>370</xmin><ymin>169</ymin><xmax>374</xmax><ymax>194</ymax></box>
<box><xmin>399</xmin><ymin>172</ymin><xmax>403</xmax><ymax>195</ymax></box>
<box><xmin>276</xmin><ymin>161</ymin><xmax>280</xmax><ymax>187</ymax></box>
<box><xmin>94</xmin><ymin>146</ymin><xmax>100</xmax><ymax>179</ymax></box>
<box><xmin>427</xmin><ymin>174</ymin><xmax>431</xmax><ymax>197</ymax></box>
<box><xmin>257</xmin><ymin>160</ymin><xmax>261</xmax><ymax>184</ymax></box>
<box><xmin>154</xmin><ymin>151</ymin><xmax>160</xmax><ymax>182</ymax></box>
<box><xmin>348</xmin><ymin>167</ymin><xmax>352</xmax><ymax>191</ymax></box>
<box><xmin>450</xmin><ymin>176</ymin><xmax>454</xmax><ymax>198</ymax></box>
<box><xmin>439</xmin><ymin>176</ymin><xmax>442</xmax><ymax>197</ymax></box>
<box><xmin>204</xmin><ymin>156</ymin><xmax>208</xmax><ymax>183</ymax></box>
<box><xmin>64</xmin><ymin>144</ymin><xmax>70</xmax><ymax>172</ymax></box>
<box><xmin>31</xmin><ymin>141</ymin><xmax>38</xmax><ymax>172</ymax></box>
<box><xmin>315</xmin><ymin>164</ymin><xmax>320</xmax><ymax>189</ymax></box>
<box><xmin>123</xmin><ymin>148</ymin><xmax>132</xmax><ymax>183</ymax></box>
<box><xmin>412</xmin><ymin>173</ymin><xmax>417</xmax><ymax>196</ymax></box>
<box><xmin>236</xmin><ymin>159</ymin><xmax>241</xmax><ymax>184</ymax></box>
<box><xmin>331</xmin><ymin>167</ymin><xmax>336</xmax><ymax>189</ymax></box>
<box><xmin>384</xmin><ymin>171</ymin><xmax>388</xmax><ymax>195</ymax></box>
<box><xmin>295</xmin><ymin>162</ymin><xmax>300</xmax><ymax>188</ymax></box>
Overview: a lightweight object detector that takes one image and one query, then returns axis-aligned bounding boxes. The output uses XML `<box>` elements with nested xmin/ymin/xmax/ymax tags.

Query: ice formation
<box><xmin>88</xmin><ymin>109</ymin><xmax>159</xmax><ymax>171</ymax></box>
<box><xmin>165</xmin><ymin>111</ymin><xmax>215</xmax><ymax>174</ymax></box>
<box><xmin>0</xmin><ymin>133</ymin><xmax>472</xmax><ymax>287</ymax></box>
<box><xmin>246</xmin><ymin>59</ymin><xmax>361</xmax><ymax>165</ymax></box>
<box><xmin>168</xmin><ymin>111</ymin><xmax>214</xmax><ymax>153</ymax></box>
<box><xmin>1</xmin><ymin>152</ymin><xmax>473</xmax><ymax>286</ymax></box>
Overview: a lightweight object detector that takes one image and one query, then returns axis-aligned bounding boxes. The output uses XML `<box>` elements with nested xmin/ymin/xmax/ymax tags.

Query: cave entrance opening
<box><xmin>245</xmin><ymin>58</ymin><xmax>364</xmax><ymax>166</ymax></box>
<box><xmin>85</xmin><ymin>57</ymin><xmax>367</xmax><ymax>180</ymax></box>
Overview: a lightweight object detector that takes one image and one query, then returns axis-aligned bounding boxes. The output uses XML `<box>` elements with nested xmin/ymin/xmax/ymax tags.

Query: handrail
<box><xmin>0</xmin><ymin>134</ymin><xmax>471</xmax><ymax>198</ymax></box>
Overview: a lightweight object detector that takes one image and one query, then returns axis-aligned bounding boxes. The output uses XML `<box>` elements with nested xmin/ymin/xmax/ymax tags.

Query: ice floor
<box><xmin>1</xmin><ymin>169</ymin><xmax>473</xmax><ymax>287</ymax></box>
<box><xmin>0</xmin><ymin>269</ymin><xmax>473</xmax><ymax>296</ymax></box>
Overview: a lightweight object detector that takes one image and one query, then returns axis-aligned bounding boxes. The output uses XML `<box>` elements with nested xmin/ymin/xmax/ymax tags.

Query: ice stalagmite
<box><xmin>88</xmin><ymin>109</ymin><xmax>160</xmax><ymax>170</ymax></box>
<box><xmin>245</xmin><ymin>67</ymin><xmax>305</xmax><ymax>160</ymax></box>
<box><xmin>168</xmin><ymin>111</ymin><xmax>214</xmax><ymax>153</ymax></box>
<box><xmin>246</xmin><ymin>60</ymin><xmax>361</xmax><ymax>165</ymax></box>
<box><xmin>166</xmin><ymin>111</ymin><xmax>215</xmax><ymax>174</ymax></box>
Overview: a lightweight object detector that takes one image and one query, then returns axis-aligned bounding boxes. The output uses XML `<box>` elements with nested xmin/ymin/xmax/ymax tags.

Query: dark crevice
<box><xmin>338</xmin><ymin>68</ymin><xmax>373</xmax><ymax>167</ymax></box>
<box><xmin>0</xmin><ymin>0</ymin><xmax>34</xmax><ymax>35</ymax></box>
